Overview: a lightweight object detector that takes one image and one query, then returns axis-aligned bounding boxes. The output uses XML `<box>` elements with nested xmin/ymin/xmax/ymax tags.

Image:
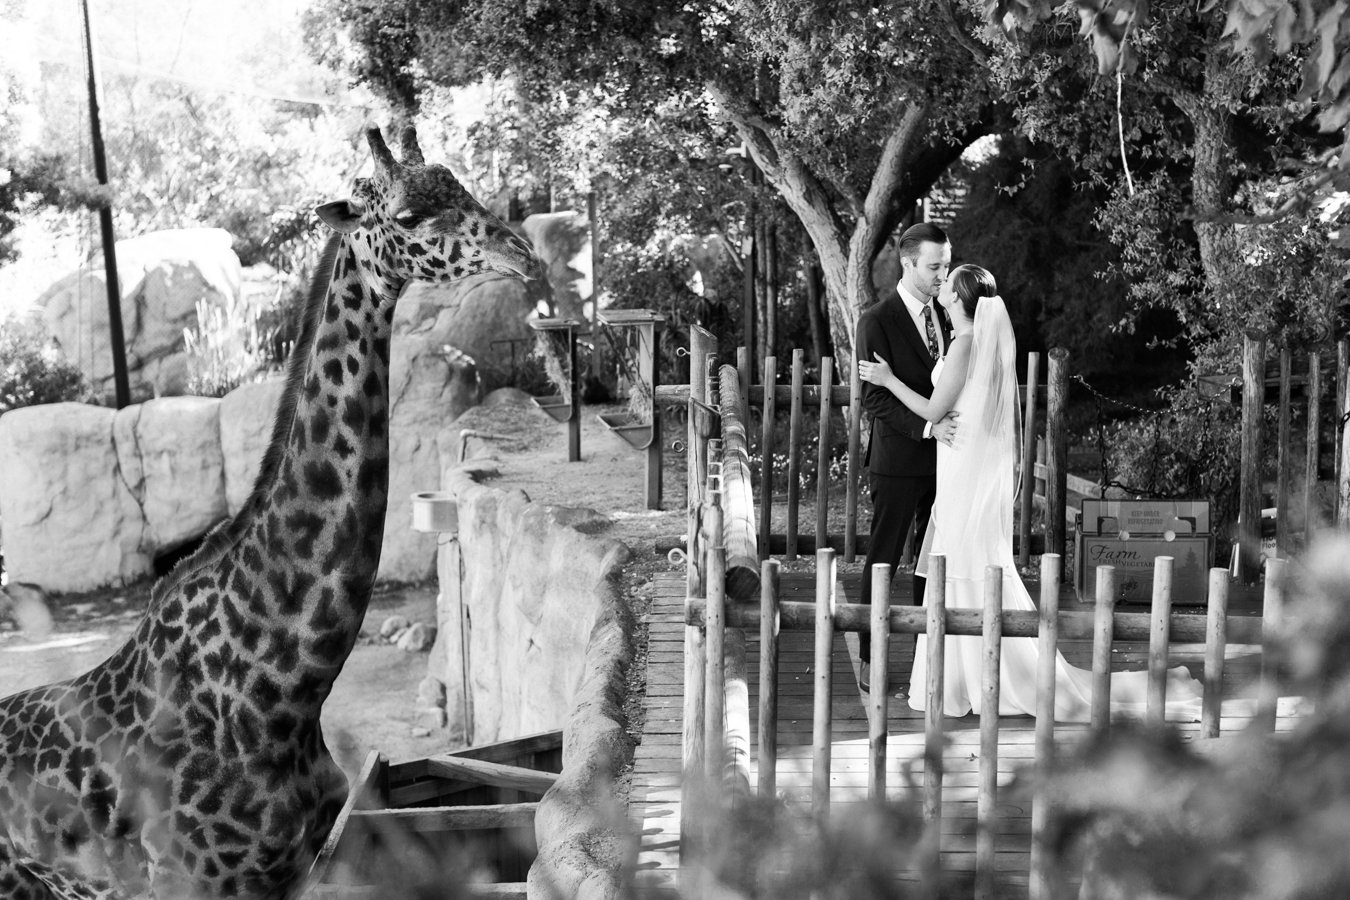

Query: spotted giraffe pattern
<box><xmin>0</xmin><ymin>126</ymin><xmax>539</xmax><ymax>900</ymax></box>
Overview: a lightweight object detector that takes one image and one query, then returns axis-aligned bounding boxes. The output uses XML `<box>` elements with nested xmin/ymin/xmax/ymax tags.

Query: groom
<box><xmin>855</xmin><ymin>221</ymin><xmax>957</xmax><ymax>692</ymax></box>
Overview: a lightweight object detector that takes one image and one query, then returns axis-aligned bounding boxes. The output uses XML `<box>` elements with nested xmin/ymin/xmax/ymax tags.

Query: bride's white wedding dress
<box><xmin>907</xmin><ymin>302</ymin><xmax>1202</xmax><ymax>722</ymax></box>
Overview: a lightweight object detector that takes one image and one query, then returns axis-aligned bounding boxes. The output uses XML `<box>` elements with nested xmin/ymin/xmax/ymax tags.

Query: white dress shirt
<box><xmin>896</xmin><ymin>281</ymin><xmax>943</xmax><ymax>438</ymax></box>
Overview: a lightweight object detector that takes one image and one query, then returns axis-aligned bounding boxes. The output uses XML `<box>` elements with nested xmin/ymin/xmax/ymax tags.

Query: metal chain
<box><xmin>1073</xmin><ymin>374</ymin><xmax>1188</xmax><ymax>500</ymax></box>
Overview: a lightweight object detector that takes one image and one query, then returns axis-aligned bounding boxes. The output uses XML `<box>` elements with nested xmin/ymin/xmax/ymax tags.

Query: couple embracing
<box><xmin>855</xmin><ymin>223</ymin><xmax>1201</xmax><ymax>722</ymax></box>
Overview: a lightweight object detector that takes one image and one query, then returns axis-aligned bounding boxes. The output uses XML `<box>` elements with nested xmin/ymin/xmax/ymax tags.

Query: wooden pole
<box><xmin>718</xmin><ymin>364</ymin><xmax>761</xmax><ymax>601</ymax></box>
<box><xmin>704</xmin><ymin>501</ymin><xmax>726</xmax><ymax>780</ymax></box>
<box><xmin>759</xmin><ymin>355</ymin><xmax>778</xmax><ymax>562</ymax></box>
<box><xmin>1019</xmin><ymin>352</ymin><xmax>1041</xmax><ymax>570</ymax></box>
<box><xmin>80</xmin><ymin>0</ymin><xmax>130</xmax><ymax>409</ymax></box>
<box><xmin>1239</xmin><ymin>331</ymin><xmax>1265</xmax><ymax>581</ymax></box>
<box><xmin>812</xmin><ymin>548</ymin><xmax>837</xmax><ymax>816</ymax></box>
<box><xmin>786</xmin><ymin>350</ymin><xmax>805</xmax><ymax>559</ymax></box>
<box><xmin>845</xmin><ymin>358</ymin><xmax>863</xmax><ymax>562</ymax></box>
<box><xmin>1046</xmin><ymin>348</ymin><xmax>1071</xmax><ymax>570</ymax></box>
<box><xmin>680</xmin><ymin>326</ymin><xmax>715</xmax><ymax>857</ymax></box>
<box><xmin>1255</xmin><ymin>557</ymin><xmax>1286</xmax><ymax>733</ymax></box>
<box><xmin>920</xmin><ymin>553</ymin><xmax>947</xmax><ymax>899</ymax></box>
<box><xmin>567</xmin><ymin>323</ymin><xmax>581</xmax><ymax>462</ymax></box>
<box><xmin>1201</xmin><ymin>567</ymin><xmax>1229</xmax><ymax>739</ymax></box>
<box><xmin>1339</xmin><ymin>355</ymin><xmax>1350</xmax><ymax>531</ymax></box>
<box><xmin>644</xmin><ymin>317</ymin><xmax>664</xmax><ymax>509</ymax></box>
<box><xmin>765</xmin><ymin>223</ymin><xmax>779</xmax><ymax>365</ymax></box>
<box><xmin>1276</xmin><ymin>346</ymin><xmax>1292</xmax><ymax>557</ymax></box>
<box><xmin>758</xmin><ymin>560</ymin><xmax>781</xmax><ymax>797</ymax></box>
<box><xmin>976</xmin><ymin>566</ymin><xmax>1003</xmax><ymax>900</ymax></box>
<box><xmin>1146</xmin><ymin>556</ymin><xmax>1174</xmax><ymax>728</ymax></box>
<box><xmin>587</xmin><ymin>190</ymin><xmax>604</xmax><ymax>395</ymax></box>
<box><xmin>816</xmin><ymin>356</ymin><xmax>833</xmax><ymax>552</ymax></box>
<box><xmin>723</xmin><ymin>625</ymin><xmax>751</xmax><ymax>797</ymax></box>
<box><xmin>1338</xmin><ymin>338</ymin><xmax>1349</xmax><ymax>522</ymax></box>
<box><xmin>1090</xmin><ymin>565</ymin><xmax>1117</xmax><ymax>733</ymax></box>
<box><xmin>742</xmin><ymin>215</ymin><xmax>756</xmax><ymax>374</ymax></box>
<box><xmin>1305</xmin><ymin>352</ymin><xmax>1322</xmax><ymax>545</ymax></box>
<box><xmin>1030</xmin><ymin>553</ymin><xmax>1062</xmax><ymax>900</ymax></box>
<box><xmin>868</xmin><ymin>563</ymin><xmax>891</xmax><ymax>802</ymax></box>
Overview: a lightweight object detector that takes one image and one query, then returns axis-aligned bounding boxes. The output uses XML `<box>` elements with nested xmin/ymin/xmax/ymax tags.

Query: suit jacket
<box><xmin>856</xmin><ymin>296</ymin><xmax>951</xmax><ymax>478</ymax></box>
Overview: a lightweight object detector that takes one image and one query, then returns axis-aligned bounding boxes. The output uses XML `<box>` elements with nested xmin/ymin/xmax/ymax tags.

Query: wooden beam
<box><xmin>348</xmin><ymin>802</ymin><xmax>538</xmax><ymax>834</ymax></box>
<box><xmin>443</xmin><ymin>729</ymin><xmax>563</xmax><ymax>765</ymax></box>
<box><xmin>423</xmin><ymin>755</ymin><xmax>559</xmax><ymax>796</ymax></box>
<box><xmin>684</xmin><ymin>598</ymin><xmax>1264</xmax><ymax>644</ymax></box>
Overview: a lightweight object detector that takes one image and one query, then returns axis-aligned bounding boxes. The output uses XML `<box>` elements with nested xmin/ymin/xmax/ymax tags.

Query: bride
<box><xmin>858</xmin><ymin>264</ymin><xmax>1201</xmax><ymax>721</ymax></box>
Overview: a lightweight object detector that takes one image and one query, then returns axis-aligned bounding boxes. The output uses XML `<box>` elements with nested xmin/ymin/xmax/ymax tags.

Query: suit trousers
<box><xmin>858</xmin><ymin>471</ymin><xmax>936</xmax><ymax>663</ymax></box>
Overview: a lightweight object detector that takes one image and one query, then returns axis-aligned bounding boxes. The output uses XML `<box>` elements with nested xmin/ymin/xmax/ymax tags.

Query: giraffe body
<box><xmin>0</xmin><ymin>127</ymin><xmax>539</xmax><ymax>899</ymax></box>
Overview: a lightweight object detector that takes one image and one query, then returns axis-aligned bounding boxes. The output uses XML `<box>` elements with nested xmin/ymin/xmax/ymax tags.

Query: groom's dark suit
<box><xmin>856</xmin><ymin>291</ymin><xmax>951</xmax><ymax>664</ymax></box>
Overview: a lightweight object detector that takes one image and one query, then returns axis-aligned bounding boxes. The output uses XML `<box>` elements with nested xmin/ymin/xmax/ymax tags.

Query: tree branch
<box><xmin>1187</xmin><ymin>168</ymin><xmax>1338</xmax><ymax>225</ymax></box>
<box><xmin>939</xmin><ymin>0</ymin><xmax>990</xmax><ymax>68</ymax></box>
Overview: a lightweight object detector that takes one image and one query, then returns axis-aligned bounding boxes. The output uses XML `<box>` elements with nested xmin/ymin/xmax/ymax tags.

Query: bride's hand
<box><xmin>858</xmin><ymin>353</ymin><xmax>894</xmax><ymax>387</ymax></box>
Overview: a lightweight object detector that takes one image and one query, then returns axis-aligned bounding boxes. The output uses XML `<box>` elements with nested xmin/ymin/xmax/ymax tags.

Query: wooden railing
<box><xmin>675</xmin><ymin>338</ymin><xmax>1291</xmax><ymax>898</ymax></box>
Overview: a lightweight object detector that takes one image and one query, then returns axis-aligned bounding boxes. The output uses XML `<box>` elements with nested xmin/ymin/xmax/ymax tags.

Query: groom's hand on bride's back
<box><xmin>932</xmin><ymin>412</ymin><xmax>960</xmax><ymax>447</ymax></box>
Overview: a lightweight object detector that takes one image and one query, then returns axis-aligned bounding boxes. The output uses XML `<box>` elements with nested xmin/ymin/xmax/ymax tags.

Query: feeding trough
<box><xmin>526</xmin><ymin>316</ymin><xmax>583</xmax><ymax>461</ymax></box>
<box><xmin>596</xmin><ymin>308</ymin><xmax>665</xmax><ymax>508</ymax></box>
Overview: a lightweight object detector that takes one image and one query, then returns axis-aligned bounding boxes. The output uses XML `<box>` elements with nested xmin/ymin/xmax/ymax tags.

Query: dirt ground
<box><xmin>0</xmin><ymin>400</ymin><xmax>691</xmax><ymax>780</ymax></box>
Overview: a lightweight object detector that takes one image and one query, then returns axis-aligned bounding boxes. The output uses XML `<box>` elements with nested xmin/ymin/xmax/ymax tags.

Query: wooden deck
<box><xmin>628</xmin><ymin>569</ymin><xmax>1298</xmax><ymax>897</ymax></box>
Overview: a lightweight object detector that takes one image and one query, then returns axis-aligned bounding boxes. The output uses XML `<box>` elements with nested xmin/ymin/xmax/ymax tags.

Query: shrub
<box><xmin>0</xmin><ymin>312</ymin><xmax>89</xmax><ymax>414</ymax></box>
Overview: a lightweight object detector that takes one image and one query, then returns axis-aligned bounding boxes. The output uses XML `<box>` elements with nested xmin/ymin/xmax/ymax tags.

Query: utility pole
<box><xmin>81</xmin><ymin>0</ymin><xmax>131</xmax><ymax>408</ymax></box>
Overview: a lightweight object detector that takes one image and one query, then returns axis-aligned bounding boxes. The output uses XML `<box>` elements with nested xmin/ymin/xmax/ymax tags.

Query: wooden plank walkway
<box><xmin>628</xmin><ymin>569</ymin><xmax>1298</xmax><ymax>896</ymax></box>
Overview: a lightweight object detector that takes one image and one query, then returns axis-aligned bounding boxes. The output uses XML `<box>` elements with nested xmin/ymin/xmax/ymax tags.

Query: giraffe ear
<box><xmin>316</xmin><ymin>200</ymin><xmax>363</xmax><ymax>234</ymax></box>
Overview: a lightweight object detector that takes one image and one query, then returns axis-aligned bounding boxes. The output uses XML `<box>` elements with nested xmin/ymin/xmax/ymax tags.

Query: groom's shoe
<box><xmin>858</xmin><ymin>661</ymin><xmax>871</xmax><ymax>693</ymax></box>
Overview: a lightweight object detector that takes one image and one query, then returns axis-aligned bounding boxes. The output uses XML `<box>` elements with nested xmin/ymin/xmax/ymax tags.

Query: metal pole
<box><xmin>81</xmin><ymin>0</ymin><xmax>130</xmax><ymax>408</ymax></box>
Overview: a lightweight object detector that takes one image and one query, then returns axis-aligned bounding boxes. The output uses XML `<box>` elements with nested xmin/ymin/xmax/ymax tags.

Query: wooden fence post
<box><xmin>1046</xmin><ymin>348</ymin><xmax>1070</xmax><ymax>571</ymax></box>
<box><xmin>1019</xmin><ymin>351</ymin><xmax>1041</xmax><ymax>569</ymax></box>
<box><xmin>759</xmin><ymin>355</ymin><xmax>778</xmax><ymax>561</ymax></box>
<box><xmin>1090</xmin><ymin>565</ymin><xmax>1117</xmax><ymax>733</ymax></box>
<box><xmin>976</xmin><ymin>566</ymin><xmax>1003</xmax><ymax>900</ymax></box>
<box><xmin>812</xmin><ymin>548</ymin><xmax>837</xmax><ymax>817</ymax></box>
<box><xmin>787</xmin><ymin>350</ymin><xmax>805</xmax><ymax>560</ymax></box>
<box><xmin>868</xmin><ymin>563</ymin><xmax>892</xmax><ymax>802</ymax></box>
<box><xmin>1146</xmin><ymin>556</ymin><xmax>1174</xmax><ymax>728</ymax></box>
<box><xmin>816</xmin><ymin>356</ymin><xmax>834</xmax><ymax>552</ymax></box>
<box><xmin>1255</xmin><ymin>558</ymin><xmax>1287</xmax><ymax>732</ymax></box>
<box><xmin>1239</xmin><ymin>331</ymin><xmax>1265</xmax><ymax>582</ymax></box>
<box><xmin>1030</xmin><ymin>553</ymin><xmax>1062</xmax><ymax>900</ymax></box>
<box><xmin>1338</xmin><ymin>338</ymin><xmax>1349</xmax><ymax>522</ymax></box>
<box><xmin>1305</xmin><ymin>352</ymin><xmax>1321</xmax><ymax>545</ymax></box>
<box><xmin>920</xmin><ymin>553</ymin><xmax>947</xmax><ymax>899</ymax></box>
<box><xmin>1275</xmin><ymin>346</ymin><xmax>1291</xmax><ymax>557</ymax></box>
<box><xmin>645</xmin><ymin>316</ymin><xmax>664</xmax><ymax>509</ymax></box>
<box><xmin>1201</xmin><ymin>567</ymin><xmax>1229</xmax><ymax>739</ymax></box>
<box><xmin>758</xmin><ymin>560</ymin><xmax>781</xmax><ymax>797</ymax></box>
<box><xmin>704</xmin><ymin>500</ymin><xmax>726</xmax><ymax>781</ymax></box>
<box><xmin>846</xmin><ymin>357</ymin><xmax>863</xmax><ymax>561</ymax></box>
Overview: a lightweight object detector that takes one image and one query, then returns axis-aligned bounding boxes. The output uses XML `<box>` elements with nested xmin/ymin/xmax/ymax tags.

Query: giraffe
<box><xmin>0</xmin><ymin>125</ymin><xmax>540</xmax><ymax>900</ymax></box>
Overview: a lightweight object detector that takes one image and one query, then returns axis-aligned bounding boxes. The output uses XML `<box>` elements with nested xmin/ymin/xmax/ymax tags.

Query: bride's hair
<box><xmin>950</xmin><ymin>264</ymin><xmax>998</xmax><ymax>320</ymax></box>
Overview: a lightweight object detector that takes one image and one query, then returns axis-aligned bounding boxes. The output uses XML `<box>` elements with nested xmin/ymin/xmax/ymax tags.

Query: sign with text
<box><xmin>1075</xmin><ymin>534</ymin><xmax>1213</xmax><ymax>604</ymax></box>
<box><xmin>1080</xmin><ymin>499</ymin><xmax>1211</xmax><ymax>537</ymax></box>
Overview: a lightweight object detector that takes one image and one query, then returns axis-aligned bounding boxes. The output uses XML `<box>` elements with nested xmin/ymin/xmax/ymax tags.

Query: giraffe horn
<box><xmin>366</xmin><ymin>127</ymin><xmax>397</xmax><ymax>176</ymax></box>
<box><xmin>400</xmin><ymin>125</ymin><xmax>425</xmax><ymax>166</ymax></box>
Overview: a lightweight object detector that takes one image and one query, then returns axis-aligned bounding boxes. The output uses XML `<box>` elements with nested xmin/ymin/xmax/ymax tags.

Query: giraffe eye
<box><xmin>394</xmin><ymin>211</ymin><xmax>424</xmax><ymax>228</ymax></box>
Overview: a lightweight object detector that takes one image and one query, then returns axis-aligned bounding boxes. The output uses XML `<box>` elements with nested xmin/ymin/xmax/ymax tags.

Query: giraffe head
<box><xmin>315</xmin><ymin>125</ymin><xmax>540</xmax><ymax>285</ymax></box>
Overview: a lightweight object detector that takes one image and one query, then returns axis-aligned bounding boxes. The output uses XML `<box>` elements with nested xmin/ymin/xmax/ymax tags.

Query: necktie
<box><xmin>922</xmin><ymin>303</ymin><xmax>940</xmax><ymax>360</ymax></box>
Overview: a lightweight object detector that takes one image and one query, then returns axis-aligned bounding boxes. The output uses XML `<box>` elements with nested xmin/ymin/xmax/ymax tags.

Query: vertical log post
<box><xmin>920</xmin><ymin>553</ymin><xmax>947</xmax><ymax>899</ymax></box>
<box><xmin>976</xmin><ymin>566</ymin><xmax>1003</xmax><ymax>900</ymax></box>
<box><xmin>1090</xmin><ymin>565</ymin><xmax>1117</xmax><ymax>734</ymax></box>
<box><xmin>1201</xmin><ymin>567</ymin><xmax>1229</xmax><ymax>739</ymax></box>
<box><xmin>1030</xmin><ymin>553</ymin><xmax>1062</xmax><ymax>900</ymax></box>
<box><xmin>759</xmin><ymin>356</ymin><xmax>778</xmax><ymax>561</ymax></box>
<box><xmin>1340</xmin><ymin>351</ymin><xmax>1350</xmax><ymax>531</ymax></box>
<box><xmin>704</xmin><ymin>500</ymin><xmax>726</xmax><ymax>781</ymax></box>
<box><xmin>1338</xmin><ymin>339</ymin><xmax>1349</xmax><ymax>522</ymax></box>
<box><xmin>846</xmin><ymin>357</ymin><xmax>863</xmax><ymax>561</ymax></box>
<box><xmin>812</xmin><ymin>548</ymin><xmax>837</xmax><ymax>817</ymax></box>
<box><xmin>680</xmin><ymin>326</ymin><xmax>715</xmax><ymax>857</ymax></box>
<box><xmin>1046</xmin><ymin>348</ymin><xmax>1071</xmax><ymax>570</ymax></box>
<box><xmin>1146</xmin><ymin>556</ymin><xmax>1174</xmax><ymax>728</ymax></box>
<box><xmin>816</xmin><ymin>357</ymin><xmax>834</xmax><ymax>551</ymax></box>
<box><xmin>567</xmin><ymin>321</ymin><xmax>582</xmax><ymax>462</ymax></box>
<box><xmin>1239</xmin><ymin>331</ymin><xmax>1265</xmax><ymax>582</ymax></box>
<box><xmin>1019</xmin><ymin>352</ymin><xmax>1041</xmax><ymax>569</ymax></box>
<box><xmin>786</xmin><ymin>350</ymin><xmax>805</xmax><ymax>559</ymax></box>
<box><xmin>1275</xmin><ymin>346</ymin><xmax>1291</xmax><ymax>557</ymax></box>
<box><xmin>643</xmin><ymin>315</ymin><xmax>665</xmax><ymax>509</ymax></box>
<box><xmin>1255</xmin><ymin>558</ymin><xmax>1287</xmax><ymax>733</ymax></box>
<box><xmin>758</xmin><ymin>560</ymin><xmax>781</xmax><ymax>797</ymax></box>
<box><xmin>1305</xmin><ymin>352</ymin><xmax>1322</xmax><ymax>545</ymax></box>
<box><xmin>868</xmin><ymin>563</ymin><xmax>892</xmax><ymax>802</ymax></box>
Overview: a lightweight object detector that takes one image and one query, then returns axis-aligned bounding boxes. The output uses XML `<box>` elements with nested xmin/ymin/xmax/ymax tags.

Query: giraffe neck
<box><xmin>224</xmin><ymin>239</ymin><xmax>405</xmax><ymax>710</ymax></box>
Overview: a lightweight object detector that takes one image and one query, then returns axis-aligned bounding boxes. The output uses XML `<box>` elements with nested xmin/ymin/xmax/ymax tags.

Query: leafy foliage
<box><xmin>0</xmin><ymin>312</ymin><xmax>89</xmax><ymax>414</ymax></box>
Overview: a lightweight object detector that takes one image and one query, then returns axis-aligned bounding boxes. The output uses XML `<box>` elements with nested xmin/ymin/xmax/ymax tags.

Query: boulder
<box><xmin>520</xmin><ymin>211</ymin><xmax>591</xmax><ymax>320</ymax></box>
<box><xmin>0</xmin><ymin>403</ymin><xmax>151</xmax><ymax>591</ymax></box>
<box><xmin>379</xmin><ymin>615</ymin><xmax>411</xmax><ymax>640</ymax></box>
<box><xmin>37</xmin><ymin>228</ymin><xmax>244</xmax><ymax>400</ymax></box>
<box><xmin>219</xmin><ymin>377</ymin><xmax>286</xmax><ymax>515</ymax></box>
<box><xmin>397</xmin><ymin>622</ymin><xmax>437</xmax><ymax>653</ymax></box>
<box><xmin>114</xmin><ymin>396</ymin><xmax>227</xmax><ymax>553</ymax></box>
<box><xmin>380</xmin><ymin>340</ymin><xmax>482</xmax><ymax>583</ymax></box>
<box><xmin>394</xmin><ymin>273</ymin><xmax>541</xmax><ymax>390</ymax></box>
